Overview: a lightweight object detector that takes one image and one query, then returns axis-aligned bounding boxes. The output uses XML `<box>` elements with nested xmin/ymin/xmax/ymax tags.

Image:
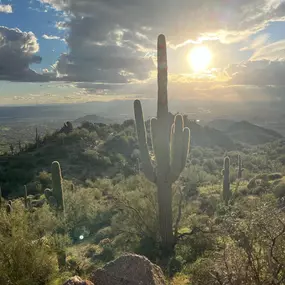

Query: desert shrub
<box><xmin>0</xmin><ymin>204</ymin><xmax>58</xmax><ymax>285</ymax></box>
<box><xmin>37</xmin><ymin>171</ymin><xmax>52</xmax><ymax>189</ymax></box>
<box><xmin>250</xmin><ymin>185</ymin><xmax>266</xmax><ymax>196</ymax></box>
<box><xmin>94</xmin><ymin>226</ymin><xmax>113</xmax><ymax>243</ymax></box>
<box><xmin>203</xmin><ymin>159</ymin><xmax>218</xmax><ymax>174</ymax></box>
<box><xmin>268</xmin><ymin>172</ymin><xmax>283</xmax><ymax>180</ymax></box>
<box><xmin>247</xmin><ymin>173</ymin><xmax>269</xmax><ymax>189</ymax></box>
<box><xmin>64</xmin><ymin>187</ymin><xmax>112</xmax><ymax>239</ymax></box>
<box><xmin>273</xmin><ymin>182</ymin><xmax>285</xmax><ymax>199</ymax></box>
<box><xmin>278</xmin><ymin>155</ymin><xmax>285</xmax><ymax>165</ymax></box>
<box><xmin>190</xmin><ymin>200</ymin><xmax>285</xmax><ymax>285</ymax></box>
<box><xmin>26</xmin><ymin>181</ymin><xmax>42</xmax><ymax>195</ymax></box>
<box><xmin>110</xmin><ymin>175</ymin><xmax>159</xmax><ymax>251</ymax></box>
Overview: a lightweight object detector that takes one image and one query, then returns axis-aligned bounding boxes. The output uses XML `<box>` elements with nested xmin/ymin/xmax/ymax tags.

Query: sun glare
<box><xmin>188</xmin><ymin>46</ymin><xmax>212</xmax><ymax>73</ymax></box>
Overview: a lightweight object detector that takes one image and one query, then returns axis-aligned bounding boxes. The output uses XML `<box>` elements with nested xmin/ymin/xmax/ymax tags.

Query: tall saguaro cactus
<box><xmin>134</xmin><ymin>34</ymin><xmax>190</xmax><ymax>250</ymax></box>
<box><xmin>222</xmin><ymin>156</ymin><xmax>231</xmax><ymax>205</ymax></box>
<box><xmin>45</xmin><ymin>161</ymin><xmax>65</xmax><ymax>213</ymax></box>
<box><xmin>237</xmin><ymin>154</ymin><xmax>244</xmax><ymax>179</ymax></box>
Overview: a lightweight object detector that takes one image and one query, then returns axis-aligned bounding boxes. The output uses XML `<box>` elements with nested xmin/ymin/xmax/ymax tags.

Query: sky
<box><xmin>1</xmin><ymin>0</ymin><xmax>285</xmax><ymax>107</ymax></box>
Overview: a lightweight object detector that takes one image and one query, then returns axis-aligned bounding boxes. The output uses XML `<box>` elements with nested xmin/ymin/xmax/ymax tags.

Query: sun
<box><xmin>188</xmin><ymin>46</ymin><xmax>212</xmax><ymax>73</ymax></box>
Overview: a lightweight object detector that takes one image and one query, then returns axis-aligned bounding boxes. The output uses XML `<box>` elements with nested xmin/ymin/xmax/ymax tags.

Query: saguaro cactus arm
<box><xmin>134</xmin><ymin>100</ymin><xmax>156</xmax><ymax>183</ymax></box>
<box><xmin>170</xmin><ymin>115</ymin><xmax>190</xmax><ymax>183</ymax></box>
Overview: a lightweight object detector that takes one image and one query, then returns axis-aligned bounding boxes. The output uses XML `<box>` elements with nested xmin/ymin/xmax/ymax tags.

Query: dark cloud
<box><xmin>54</xmin><ymin>33</ymin><xmax>154</xmax><ymax>83</ymax></box>
<box><xmin>0</xmin><ymin>26</ymin><xmax>54</xmax><ymax>82</ymax></box>
<box><xmin>38</xmin><ymin>0</ymin><xmax>285</xmax><ymax>87</ymax></box>
<box><xmin>43</xmin><ymin>0</ymin><xmax>285</xmax><ymax>43</ymax></box>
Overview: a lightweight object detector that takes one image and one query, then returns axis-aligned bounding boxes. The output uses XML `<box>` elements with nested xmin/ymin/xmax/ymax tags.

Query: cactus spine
<box><xmin>237</xmin><ymin>154</ymin><xmax>244</xmax><ymax>179</ymax></box>
<box><xmin>134</xmin><ymin>34</ymin><xmax>190</xmax><ymax>250</ymax></box>
<box><xmin>45</xmin><ymin>161</ymin><xmax>65</xmax><ymax>213</ymax></box>
<box><xmin>222</xmin><ymin>156</ymin><xmax>231</xmax><ymax>205</ymax></box>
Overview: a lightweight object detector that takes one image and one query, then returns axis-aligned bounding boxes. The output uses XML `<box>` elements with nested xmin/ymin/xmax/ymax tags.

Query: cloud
<box><xmin>41</xmin><ymin>0</ymin><xmax>285</xmax><ymax>44</ymax></box>
<box><xmin>250</xmin><ymin>39</ymin><xmax>285</xmax><ymax>61</ymax></box>
<box><xmin>0</xmin><ymin>26</ymin><xmax>54</xmax><ymax>82</ymax></box>
<box><xmin>0</xmin><ymin>4</ymin><xmax>12</xmax><ymax>13</ymax></box>
<box><xmin>35</xmin><ymin>0</ymin><xmax>285</xmax><ymax>90</ymax></box>
<box><xmin>227</xmin><ymin>60</ymin><xmax>285</xmax><ymax>86</ymax></box>
<box><xmin>240</xmin><ymin>34</ymin><xmax>270</xmax><ymax>51</ymax></box>
<box><xmin>42</xmin><ymin>34</ymin><xmax>61</xmax><ymax>40</ymax></box>
<box><xmin>55</xmin><ymin>21</ymin><xmax>68</xmax><ymax>30</ymax></box>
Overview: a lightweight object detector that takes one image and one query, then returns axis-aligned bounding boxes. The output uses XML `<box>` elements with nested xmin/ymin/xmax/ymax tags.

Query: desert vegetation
<box><xmin>1</xmin><ymin>35</ymin><xmax>285</xmax><ymax>285</ymax></box>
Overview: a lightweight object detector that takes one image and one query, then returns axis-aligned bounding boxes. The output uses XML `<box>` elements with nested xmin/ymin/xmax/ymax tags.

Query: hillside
<box><xmin>74</xmin><ymin>114</ymin><xmax>115</xmax><ymax>125</ymax></box>
<box><xmin>227</xmin><ymin>120</ymin><xmax>283</xmax><ymax>145</ymax></box>
<box><xmin>207</xmin><ymin>119</ymin><xmax>236</xmax><ymax>132</ymax></box>
<box><xmin>185</xmin><ymin>119</ymin><xmax>235</xmax><ymax>149</ymax></box>
<box><xmin>1</xmin><ymin>118</ymin><xmax>285</xmax><ymax>285</ymax></box>
<box><xmin>208</xmin><ymin>119</ymin><xmax>283</xmax><ymax>145</ymax></box>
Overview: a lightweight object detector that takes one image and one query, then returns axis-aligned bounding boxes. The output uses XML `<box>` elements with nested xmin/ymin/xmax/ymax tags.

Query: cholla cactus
<box><xmin>237</xmin><ymin>154</ymin><xmax>244</xmax><ymax>179</ymax></box>
<box><xmin>222</xmin><ymin>156</ymin><xmax>231</xmax><ymax>205</ymax></box>
<box><xmin>134</xmin><ymin>34</ymin><xmax>190</xmax><ymax>249</ymax></box>
<box><xmin>44</xmin><ymin>161</ymin><xmax>65</xmax><ymax>213</ymax></box>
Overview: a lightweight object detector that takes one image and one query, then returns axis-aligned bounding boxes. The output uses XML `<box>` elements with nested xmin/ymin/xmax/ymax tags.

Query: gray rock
<box><xmin>90</xmin><ymin>253</ymin><xmax>166</xmax><ymax>285</ymax></box>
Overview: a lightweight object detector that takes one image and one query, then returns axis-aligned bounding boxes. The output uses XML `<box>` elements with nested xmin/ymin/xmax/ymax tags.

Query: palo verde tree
<box><xmin>134</xmin><ymin>34</ymin><xmax>190</xmax><ymax>252</ymax></box>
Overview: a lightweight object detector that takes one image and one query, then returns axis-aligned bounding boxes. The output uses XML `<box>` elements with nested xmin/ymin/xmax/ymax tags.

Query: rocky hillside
<box><xmin>208</xmin><ymin>119</ymin><xmax>283</xmax><ymax>145</ymax></box>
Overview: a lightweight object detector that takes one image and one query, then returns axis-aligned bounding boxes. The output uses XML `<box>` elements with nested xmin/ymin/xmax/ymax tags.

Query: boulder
<box><xmin>90</xmin><ymin>253</ymin><xmax>166</xmax><ymax>285</ymax></box>
<box><xmin>63</xmin><ymin>276</ymin><xmax>94</xmax><ymax>285</ymax></box>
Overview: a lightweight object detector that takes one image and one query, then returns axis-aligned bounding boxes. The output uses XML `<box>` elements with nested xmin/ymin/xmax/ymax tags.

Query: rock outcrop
<box><xmin>90</xmin><ymin>253</ymin><xmax>166</xmax><ymax>285</ymax></box>
<box><xmin>63</xmin><ymin>276</ymin><xmax>94</xmax><ymax>285</ymax></box>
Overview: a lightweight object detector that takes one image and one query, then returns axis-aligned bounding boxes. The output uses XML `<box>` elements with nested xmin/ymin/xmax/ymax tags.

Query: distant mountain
<box><xmin>207</xmin><ymin>119</ymin><xmax>283</xmax><ymax>145</ymax></box>
<box><xmin>226</xmin><ymin>121</ymin><xmax>283</xmax><ymax>145</ymax></box>
<box><xmin>74</xmin><ymin>114</ymin><xmax>115</xmax><ymax>125</ymax></box>
<box><xmin>183</xmin><ymin>119</ymin><xmax>235</xmax><ymax>149</ymax></box>
<box><xmin>207</xmin><ymin>119</ymin><xmax>236</xmax><ymax>132</ymax></box>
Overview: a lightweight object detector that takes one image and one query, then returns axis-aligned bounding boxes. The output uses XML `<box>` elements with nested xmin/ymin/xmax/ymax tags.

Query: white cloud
<box><xmin>55</xmin><ymin>21</ymin><xmax>68</xmax><ymax>30</ymax></box>
<box><xmin>251</xmin><ymin>39</ymin><xmax>285</xmax><ymax>61</ymax></box>
<box><xmin>0</xmin><ymin>4</ymin><xmax>12</xmax><ymax>13</ymax></box>
<box><xmin>42</xmin><ymin>34</ymin><xmax>61</xmax><ymax>40</ymax></box>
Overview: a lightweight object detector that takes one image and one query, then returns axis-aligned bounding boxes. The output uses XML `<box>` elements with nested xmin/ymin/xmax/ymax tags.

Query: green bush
<box><xmin>0</xmin><ymin>204</ymin><xmax>58</xmax><ymax>285</ymax></box>
<box><xmin>268</xmin><ymin>173</ymin><xmax>283</xmax><ymax>181</ymax></box>
<box><xmin>94</xmin><ymin>226</ymin><xmax>113</xmax><ymax>243</ymax></box>
<box><xmin>273</xmin><ymin>182</ymin><xmax>285</xmax><ymax>199</ymax></box>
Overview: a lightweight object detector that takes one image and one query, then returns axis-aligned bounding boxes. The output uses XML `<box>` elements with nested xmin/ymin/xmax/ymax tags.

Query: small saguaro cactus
<box><xmin>0</xmin><ymin>186</ymin><xmax>2</xmax><ymax>208</ymax></box>
<box><xmin>6</xmin><ymin>200</ymin><xmax>12</xmax><ymax>214</ymax></box>
<box><xmin>222</xmin><ymin>156</ymin><xmax>231</xmax><ymax>205</ymax></box>
<box><xmin>134</xmin><ymin>34</ymin><xmax>190</xmax><ymax>250</ymax></box>
<box><xmin>44</xmin><ymin>161</ymin><xmax>65</xmax><ymax>213</ymax></box>
<box><xmin>237</xmin><ymin>154</ymin><xmax>244</xmax><ymax>179</ymax></box>
<box><xmin>24</xmin><ymin>185</ymin><xmax>28</xmax><ymax>209</ymax></box>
